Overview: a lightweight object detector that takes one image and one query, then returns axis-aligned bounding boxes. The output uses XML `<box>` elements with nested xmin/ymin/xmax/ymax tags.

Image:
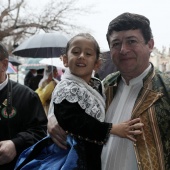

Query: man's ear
<box><xmin>1</xmin><ymin>58</ymin><xmax>8</xmax><ymax>72</ymax></box>
<box><xmin>62</xmin><ymin>54</ymin><xmax>68</xmax><ymax>67</ymax></box>
<box><xmin>148</xmin><ymin>38</ymin><xmax>154</xmax><ymax>53</ymax></box>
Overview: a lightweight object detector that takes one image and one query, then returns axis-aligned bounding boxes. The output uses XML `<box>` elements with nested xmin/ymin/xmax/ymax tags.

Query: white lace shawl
<box><xmin>51</xmin><ymin>69</ymin><xmax>105</xmax><ymax>122</ymax></box>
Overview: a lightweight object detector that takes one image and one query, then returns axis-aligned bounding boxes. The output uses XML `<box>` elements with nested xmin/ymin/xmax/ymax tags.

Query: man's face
<box><xmin>108</xmin><ymin>29</ymin><xmax>154</xmax><ymax>78</ymax></box>
<box><xmin>0</xmin><ymin>58</ymin><xmax>8</xmax><ymax>83</ymax></box>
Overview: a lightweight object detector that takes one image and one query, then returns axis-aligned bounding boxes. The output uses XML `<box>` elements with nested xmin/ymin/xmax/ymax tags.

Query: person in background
<box><xmin>48</xmin><ymin>13</ymin><xmax>170</xmax><ymax>170</ymax></box>
<box><xmin>36</xmin><ymin>65</ymin><xmax>58</xmax><ymax>115</ymax></box>
<box><xmin>24</xmin><ymin>69</ymin><xmax>37</xmax><ymax>86</ymax></box>
<box><xmin>28</xmin><ymin>68</ymin><xmax>44</xmax><ymax>91</ymax></box>
<box><xmin>0</xmin><ymin>42</ymin><xmax>47</xmax><ymax>170</ymax></box>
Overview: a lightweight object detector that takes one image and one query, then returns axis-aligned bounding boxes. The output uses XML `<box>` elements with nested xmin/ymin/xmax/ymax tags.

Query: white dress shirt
<box><xmin>0</xmin><ymin>76</ymin><xmax>8</xmax><ymax>90</ymax></box>
<box><xmin>101</xmin><ymin>65</ymin><xmax>151</xmax><ymax>170</ymax></box>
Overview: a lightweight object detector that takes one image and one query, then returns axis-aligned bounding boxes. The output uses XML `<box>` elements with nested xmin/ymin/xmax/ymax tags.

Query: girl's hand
<box><xmin>110</xmin><ymin>118</ymin><xmax>144</xmax><ymax>142</ymax></box>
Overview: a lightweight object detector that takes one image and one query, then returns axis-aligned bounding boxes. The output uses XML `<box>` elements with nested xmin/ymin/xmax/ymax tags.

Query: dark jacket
<box><xmin>28</xmin><ymin>74</ymin><xmax>43</xmax><ymax>91</ymax></box>
<box><xmin>24</xmin><ymin>71</ymin><xmax>34</xmax><ymax>86</ymax></box>
<box><xmin>0</xmin><ymin>80</ymin><xmax>47</xmax><ymax>170</ymax></box>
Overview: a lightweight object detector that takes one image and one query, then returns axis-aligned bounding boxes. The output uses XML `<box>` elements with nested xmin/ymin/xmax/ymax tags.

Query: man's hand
<box><xmin>0</xmin><ymin>140</ymin><xmax>17</xmax><ymax>165</ymax></box>
<box><xmin>111</xmin><ymin>118</ymin><xmax>144</xmax><ymax>142</ymax></box>
<box><xmin>47</xmin><ymin>115</ymin><xmax>67</xmax><ymax>149</ymax></box>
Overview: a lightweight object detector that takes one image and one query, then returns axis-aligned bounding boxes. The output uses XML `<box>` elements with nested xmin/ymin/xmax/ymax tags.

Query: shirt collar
<box><xmin>121</xmin><ymin>64</ymin><xmax>151</xmax><ymax>86</ymax></box>
<box><xmin>0</xmin><ymin>75</ymin><xmax>8</xmax><ymax>90</ymax></box>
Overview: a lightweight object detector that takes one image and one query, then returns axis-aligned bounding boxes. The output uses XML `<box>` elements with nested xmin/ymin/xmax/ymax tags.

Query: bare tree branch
<box><xmin>0</xmin><ymin>0</ymin><xmax>93</xmax><ymax>51</ymax></box>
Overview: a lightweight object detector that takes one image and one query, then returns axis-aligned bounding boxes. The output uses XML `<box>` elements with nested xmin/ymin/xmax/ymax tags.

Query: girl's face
<box><xmin>63</xmin><ymin>36</ymin><xmax>99</xmax><ymax>83</ymax></box>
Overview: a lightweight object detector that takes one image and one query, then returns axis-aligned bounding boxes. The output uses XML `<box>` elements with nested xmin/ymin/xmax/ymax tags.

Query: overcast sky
<box><xmin>73</xmin><ymin>0</ymin><xmax>170</xmax><ymax>52</ymax></box>
<box><xmin>4</xmin><ymin>0</ymin><xmax>170</xmax><ymax>52</ymax></box>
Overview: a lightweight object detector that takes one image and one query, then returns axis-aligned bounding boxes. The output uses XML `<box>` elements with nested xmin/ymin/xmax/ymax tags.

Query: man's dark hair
<box><xmin>37</xmin><ymin>69</ymin><xmax>44</xmax><ymax>74</ymax></box>
<box><xmin>0</xmin><ymin>42</ymin><xmax>9</xmax><ymax>60</ymax></box>
<box><xmin>106</xmin><ymin>12</ymin><xmax>153</xmax><ymax>45</ymax></box>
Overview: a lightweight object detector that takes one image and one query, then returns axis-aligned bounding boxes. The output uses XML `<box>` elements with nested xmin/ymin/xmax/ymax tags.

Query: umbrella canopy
<box><xmin>7</xmin><ymin>62</ymin><xmax>17</xmax><ymax>74</ymax></box>
<box><xmin>9</xmin><ymin>56</ymin><xmax>21</xmax><ymax>66</ymax></box>
<box><xmin>12</xmin><ymin>33</ymin><xmax>68</xmax><ymax>58</ymax></box>
<box><xmin>39</xmin><ymin>58</ymin><xmax>66</xmax><ymax>70</ymax></box>
<box><xmin>20</xmin><ymin>58</ymin><xmax>46</xmax><ymax>70</ymax></box>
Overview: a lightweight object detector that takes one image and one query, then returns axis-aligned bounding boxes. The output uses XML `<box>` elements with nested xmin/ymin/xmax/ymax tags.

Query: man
<box><xmin>28</xmin><ymin>68</ymin><xmax>44</xmax><ymax>91</ymax></box>
<box><xmin>0</xmin><ymin>42</ymin><xmax>48</xmax><ymax>170</ymax></box>
<box><xmin>24</xmin><ymin>69</ymin><xmax>37</xmax><ymax>87</ymax></box>
<box><xmin>48</xmin><ymin>12</ymin><xmax>170</xmax><ymax>170</ymax></box>
<box><xmin>101</xmin><ymin>12</ymin><xmax>170</xmax><ymax>170</ymax></box>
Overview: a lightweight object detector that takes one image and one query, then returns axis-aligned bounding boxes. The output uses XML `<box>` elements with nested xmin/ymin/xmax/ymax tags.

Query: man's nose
<box><xmin>120</xmin><ymin>41</ymin><xmax>130</xmax><ymax>54</ymax></box>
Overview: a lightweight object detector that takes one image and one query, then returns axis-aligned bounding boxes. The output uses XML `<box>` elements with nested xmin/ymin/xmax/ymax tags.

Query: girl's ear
<box><xmin>62</xmin><ymin>54</ymin><xmax>69</xmax><ymax>67</ymax></box>
<box><xmin>94</xmin><ymin>58</ymin><xmax>102</xmax><ymax>72</ymax></box>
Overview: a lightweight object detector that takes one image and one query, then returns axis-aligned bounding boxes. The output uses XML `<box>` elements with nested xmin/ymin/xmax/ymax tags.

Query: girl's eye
<box><xmin>72</xmin><ymin>51</ymin><xmax>79</xmax><ymax>54</ymax></box>
<box><xmin>86</xmin><ymin>52</ymin><xmax>91</xmax><ymax>56</ymax></box>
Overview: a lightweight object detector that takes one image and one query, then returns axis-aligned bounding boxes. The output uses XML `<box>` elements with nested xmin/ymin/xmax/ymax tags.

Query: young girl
<box><xmin>15</xmin><ymin>33</ymin><xmax>142</xmax><ymax>170</ymax></box>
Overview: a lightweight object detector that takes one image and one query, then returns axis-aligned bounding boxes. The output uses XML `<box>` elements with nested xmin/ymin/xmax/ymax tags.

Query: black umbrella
<box><xmin>9</xmin><ymin>56</ymin><xmax>21</xmax><ymax>66</ymax></box>
<box><xmin>12</xmin><ymin>33</ymin><xmax>68</xmax><ymax>58</ymax></box>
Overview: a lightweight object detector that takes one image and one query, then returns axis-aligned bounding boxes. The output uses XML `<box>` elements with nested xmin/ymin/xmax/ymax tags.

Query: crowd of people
<box><xmin>0</xmin><ymin>12</ymin><xmax>169</xmax><ymax>170</ymax></box>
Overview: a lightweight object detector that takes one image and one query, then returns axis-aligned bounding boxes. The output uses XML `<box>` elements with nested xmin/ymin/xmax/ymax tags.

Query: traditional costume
<box><xmin>102</xmin><ymin>63</ymin><xmax>170</xmax><ymax>170</ymax></box>
<box><xmin>15</xmin><ymin>69</ymin><xmax>112</xmax><ymax>170</ymax></box>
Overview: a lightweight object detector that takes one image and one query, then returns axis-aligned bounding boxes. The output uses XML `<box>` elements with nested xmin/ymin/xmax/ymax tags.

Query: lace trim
<box><xmin>52</xmin><ymin>79</ymin><xmax>105</xmax><ymax>122</ymax></box>
<box><xmin>54</xmin><ymin>80</ymin><xmax>105</xmax><ymax>121</ymax></box>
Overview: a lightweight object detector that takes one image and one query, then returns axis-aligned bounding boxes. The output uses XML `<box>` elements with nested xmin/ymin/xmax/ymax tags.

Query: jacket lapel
<box><xmin>131</xmin><ymin>87</ymin><xmax>163</xmax><ymax>118</ymax></box>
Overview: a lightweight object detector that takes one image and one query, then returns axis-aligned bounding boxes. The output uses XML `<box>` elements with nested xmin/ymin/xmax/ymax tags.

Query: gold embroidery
<box><xmin>2</xmin><ymin>99</ymin><xmax>7</xmax><ymax>106</ymax></box>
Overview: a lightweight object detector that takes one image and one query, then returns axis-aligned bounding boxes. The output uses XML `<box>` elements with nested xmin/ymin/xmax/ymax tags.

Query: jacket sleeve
<box><xmin>11</xmin><ymin>87</ymin><xmax>47</xmax><ymax>155</ymax></box>
<box><xmin>54</xmin><ymin>100</ymin><xmax>112</xmax><ymax>145</ymax></box>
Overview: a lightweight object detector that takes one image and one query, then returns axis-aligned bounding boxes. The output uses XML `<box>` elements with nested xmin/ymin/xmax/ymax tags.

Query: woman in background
<box><xmin>36</xmin><ymin>65</ymin><xmax>58</xmax><ymax>115</ymax></box>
